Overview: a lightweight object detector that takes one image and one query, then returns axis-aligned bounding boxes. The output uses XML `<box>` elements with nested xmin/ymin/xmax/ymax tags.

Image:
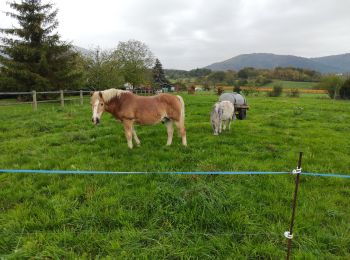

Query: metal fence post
<box><xmin>32</xmin><ymin>90</ymin><xmax>37</xmax><ymax>111</ymax></box>
<box><xmin>285</xmin><ymin>152</ymin><xmax>303</xmax><ymax>260</ymax></box>
<box><xmin>80</xmin><ymin>90</ymin><xmax>83</xmax><ymax>105</ymax></box>
<box><xmin>60</xmin><ymin>90</ymin><xmax>64</xmax><ymax>107</ymax></box>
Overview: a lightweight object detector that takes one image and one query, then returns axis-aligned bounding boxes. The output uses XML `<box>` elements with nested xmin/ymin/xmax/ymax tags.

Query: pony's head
<box><xmin>90</xmin><ymin>91</ymin><xmax>105</xmax><ymax>125</ymax></box>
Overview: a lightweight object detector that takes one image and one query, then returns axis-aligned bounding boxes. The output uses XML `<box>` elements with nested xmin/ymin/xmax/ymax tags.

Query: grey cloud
<box><xmin>1</xmin><ymin>0</ymin><xmax>349</xmax><ymax>69</ymax></box>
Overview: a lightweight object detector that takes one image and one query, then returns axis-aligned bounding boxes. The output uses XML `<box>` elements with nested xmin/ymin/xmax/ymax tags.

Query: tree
<box><xmin>84</xmin><ymin>47</ymin><xmax>122</xmax><ymax>90</ymax></box>
<box><xmin>188</xmin><ymin>68</ymin><xmax>211</xmax><ymax>77</ymax></box>
<box><xmin>256</xmin><ymin>75</ymin><xmax>271</xmax><ymax>86</ymax></box>
<box><xmin>272</xmin><ymin>67</ymin><xmax>320</xmax><ymax>82</ymax></box>
<box><xmin>208</xmin><ymin>71</ymin><xmax>225</xmax><ymax>86</ymax></box>
<box><xmin>237</xmin><ymin>67</ymin><xmax>257</xmax><ymax>79</ymax></box>
<box><xmin>152</xmin><ymin>58</ymin><xmax>169</xmax><ymax>89</ymax></box>
<box><xmin>112</xmin><ymin>40</ymin><xmax>154</xmax><ymax>88</ymax></box>
<box><xmin>164</xmin><ymin>69</ymin><xmax>188</xmax><ymax>80</ymax></box>
<box><xmin>0</xmin><ymin>0</ymin><xmax>83</xmax><ymax>92</ymax></box>
<box><xmin>224</xmin><ymin>70</ymin><xmax>237</xmax><ymax>85</ymax></box>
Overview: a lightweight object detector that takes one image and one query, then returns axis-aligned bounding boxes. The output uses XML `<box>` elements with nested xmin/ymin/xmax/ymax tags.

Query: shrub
<box><xmin>233</xmin><ymin>85</ymin><xmax>241</xmax><ymax>93</ymax></box>
<box><xmin>216</xmin><ymin>86</ymin><xmax>224</xmax><ymax>96</ymax></box>
<box><xmin>318</xmin><ymin>75</ymin><xmax>344</xmax><ymax>99</ymax></box>
<box><xmin>174</xmin><ymin>82</ymin><xmax>187</xmax><ymax>91</ymax></box>
<box><xmin>238</xmin><ymin>79</ymin><xmax>248</xmax><ymax>86</ymax></box>
<box><xmin>187</xmin><ymin>85</ymin><xmax>195</xmax><ymax>94</ymax></box>
<box><xmin>255</xmin><ymin>75</ymin><xmax>272</xmax><ymax>86</ymax></box>
<box><xmin>242</xmin><ymin>87</ymin><xmax>258</xmax><ymax>96</ymax></box>
<box><xmin>288</xmin><ymin>88</ymin><xmax>300</xmax><ymax>98</ymax></box>
<box><xmin>202</xmin><ymin>82</ymin><xmax>211</xmax><ymax>91</ymax></box>
<box><xmin>268</xmin><ymin>83</ymin><xmax>283</xmax><ymax>97</ymax></box>
<box><xmin>339</xmin><ymin>78</ymin><xmax>350</xmax><ymax>99</ymax></box>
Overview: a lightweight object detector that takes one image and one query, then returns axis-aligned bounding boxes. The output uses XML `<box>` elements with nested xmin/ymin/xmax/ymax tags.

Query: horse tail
<box><xmin>177</xmin><ymin>95</ymin><xmax>185</xmax><ymax>126</ymax></box>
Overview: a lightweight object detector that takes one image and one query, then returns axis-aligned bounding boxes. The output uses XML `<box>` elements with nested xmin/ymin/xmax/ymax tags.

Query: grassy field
<box><xmin>265</xmin><ymin>80</ymin><xmax>319</xmax><ymax>89</ymax></box>
<box><xmin>0</xmin><ymin>92</ymin><xmax>349</xmax><ymax>258</ymax></box>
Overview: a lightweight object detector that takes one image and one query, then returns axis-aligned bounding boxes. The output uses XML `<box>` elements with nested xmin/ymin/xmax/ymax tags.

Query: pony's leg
<box><xmin>175</xmin><ymin>121</ymin><xmax>187</xmax><ymax>146</ymax></box>
<box><xmin>123</xmin><ymin>120</ymin><xmax>133</xmax><ymax>149</ymax></box>
<box><xmin>212</xmin><ymin>122</ymin><xmax>218</xmax><ymax>135</ymax></box>
<box><xmin>228</xmin><ymin>119</ymin><xmax>231</xmax><ymax>131</ymax></box>
<box><xmin>219</xmin><ymin>121</ymin><xmax>222</xmax><ymax>133</ymax></box>
<box><xmin>132</xmin><ymin>127</ymin><xmax>141</xmax><ymax>146</ymax></box>
<box><xmin>165</xmin><ymin>121</ymin><xmax>174</xmax><ymax>146</ymax></box>
<box><xmin>223</xmin><ymin>120</ymin><xmax>227</xmax><ymax>130</ymax></box>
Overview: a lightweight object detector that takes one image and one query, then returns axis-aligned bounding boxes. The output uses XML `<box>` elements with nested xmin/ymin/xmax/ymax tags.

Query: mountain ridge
<box><xmin>205</xmin><ymin>53</ymin><xmax>350</xmax><ymax>73</ymax></box>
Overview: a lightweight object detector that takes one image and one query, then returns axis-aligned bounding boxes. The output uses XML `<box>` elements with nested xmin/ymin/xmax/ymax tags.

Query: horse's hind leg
<box><xmin>175</xmin><ymin>121</ymin><xmax>187</xmax><ymax>146</ymax></box>
<box><xmin>165</xmin><ymin>121</ymin><xmax>174</xmax><ymax>146</ymax></box>
<box><xmin>132</xmin><ymin>127</ymin><xmax>141</xmax><ymax>146</ymax></box>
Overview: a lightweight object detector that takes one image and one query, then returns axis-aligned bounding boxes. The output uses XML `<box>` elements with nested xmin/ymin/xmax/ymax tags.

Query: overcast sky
<box><xmin>1</xmin><ymin>0</ymin><xmax>350</xmax><ymax>70</ymax></box>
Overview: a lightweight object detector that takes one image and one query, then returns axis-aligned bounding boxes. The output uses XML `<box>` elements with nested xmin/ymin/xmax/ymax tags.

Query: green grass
<box><xmin>265</xmin><ymin>80</ymin><xmax>319</xmax><ymax>89</ymax></box>
<box><xmin>0</xmin><ymin>93</ymin><xmax>350</xmax><ymax>258</ymax></box>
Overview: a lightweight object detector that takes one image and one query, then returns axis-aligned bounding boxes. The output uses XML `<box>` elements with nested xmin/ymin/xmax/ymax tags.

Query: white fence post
<box><xmin>60</xmin><ymin>90</ymin><xmax>64</xmax><ymax>107</ymax></box>
<box><xmin>32</xmin><ymin>90</ymin><xmax>37</xmax><ymax>111</ymax></box>
<box><xmin>80</xmin><ymin>90</ymin><xmax>83</xmax><ymax>105</ymax></box>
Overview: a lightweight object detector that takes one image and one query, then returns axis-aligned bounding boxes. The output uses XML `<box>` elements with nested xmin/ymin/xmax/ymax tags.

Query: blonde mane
<box><xmin>101</xmin><ymin>88</ymin><xmax>128</xmax><ymax>103</ymax></box>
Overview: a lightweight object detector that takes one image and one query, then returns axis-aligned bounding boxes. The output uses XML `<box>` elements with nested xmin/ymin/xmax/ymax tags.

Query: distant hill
<box><xmin>310</xmin><ymin>53</ymin><xmax>350</xmax><ymax>73</ymax></box>
<box><xmin>205</xmin><ymin>53</ymin><xmax>350</xmax><ymax>73</ymax></box>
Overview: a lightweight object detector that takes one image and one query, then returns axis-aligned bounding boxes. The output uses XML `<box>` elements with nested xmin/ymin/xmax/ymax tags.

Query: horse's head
<box><xmin>90</xmin><ymin>91</ymin><xmax>106</xmax><ymax>125</ymax></box>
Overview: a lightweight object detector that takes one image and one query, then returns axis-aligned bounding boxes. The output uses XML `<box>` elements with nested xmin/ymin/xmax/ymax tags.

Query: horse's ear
<box><xmin>90</xmin><ymin>91</ymin><xmax>94</xmax><ymax>96</ymax></box>
<box><xmin>99</xmin><ymin>91</ymin><xmax>103</xmax><ymax>98</ymax></box>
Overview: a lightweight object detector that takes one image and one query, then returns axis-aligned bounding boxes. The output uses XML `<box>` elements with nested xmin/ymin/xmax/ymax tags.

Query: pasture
<box><xmin>265</xmin><ymin>80</ymin><xmax>320</xmax><ymax>89</ymax></box>
<box><xmin>0</xmin><ymin>92</ymin><xmax>349</xmax><ymax>258</ymax></box>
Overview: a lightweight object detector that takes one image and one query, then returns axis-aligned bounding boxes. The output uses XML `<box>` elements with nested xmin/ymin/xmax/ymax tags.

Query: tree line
<box><xmin>166</xmin><ymin>67</ymin><xmax>349</xmax><ymax>99</ymax></box>
<box><xmin>166</xmin><ymin>67</ymin><xmax>322</xmax><ymax>88</ymax></box>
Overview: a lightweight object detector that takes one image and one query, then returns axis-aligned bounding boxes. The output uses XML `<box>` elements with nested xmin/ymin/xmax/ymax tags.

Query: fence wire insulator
<box><xmin>292</xmin><ymin>167</ymin><xmax>302</xmax><ymax>174</ymax></box>
<box><xmin>284</xmin><ymin>231</ymin><xmax>293</xmax><ymax>239</ymax></box>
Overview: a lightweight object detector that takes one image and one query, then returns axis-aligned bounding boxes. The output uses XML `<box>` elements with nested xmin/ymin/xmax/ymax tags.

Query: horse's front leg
<box><xmin>132</xmin><ymin>127</ymin><xmax>141</xmax><ymax>146</ymax></box>
<box><xmin>123</xmin><ymin>120</ymin><xmax>134</xmax><ymax>149</ymax></box>
<box><xmin>165</xmin><ymin>121</ymin><xmax>174</xmax><ymax>145</ymax></box>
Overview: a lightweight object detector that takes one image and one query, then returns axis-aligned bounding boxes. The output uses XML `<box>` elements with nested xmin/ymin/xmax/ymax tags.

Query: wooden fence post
<box><xmin>80</xmin><ymin>90</ymin><xmax>83</xmax><ymax>105</ymax></box>
<box><xmin>32</xmin><ymin>90</ymin><xmax>37</xmax><ymax>111</ymax></box>
<box><xmin>60</xmin><ymin>90</ymin><xmax>64</xmax><ymax>107</ymax></box>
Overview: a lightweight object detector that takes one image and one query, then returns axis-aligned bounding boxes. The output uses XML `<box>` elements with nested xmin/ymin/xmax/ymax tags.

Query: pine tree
<box><xmin>0</xmin><ymin>0</ymin><xmax>83</xmax><ymax>92</ymax></box>
<box><xmin>152</xmin><ymin>58</ymin><xmax>169</xmax><ymax>89</ymax></box>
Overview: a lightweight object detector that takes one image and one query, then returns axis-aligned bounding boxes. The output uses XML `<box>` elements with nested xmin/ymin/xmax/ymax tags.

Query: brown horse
<box><xmin>90</xmin><ymin>88</ymin><xmax>187</xmax><ymax>149</ymax></box>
